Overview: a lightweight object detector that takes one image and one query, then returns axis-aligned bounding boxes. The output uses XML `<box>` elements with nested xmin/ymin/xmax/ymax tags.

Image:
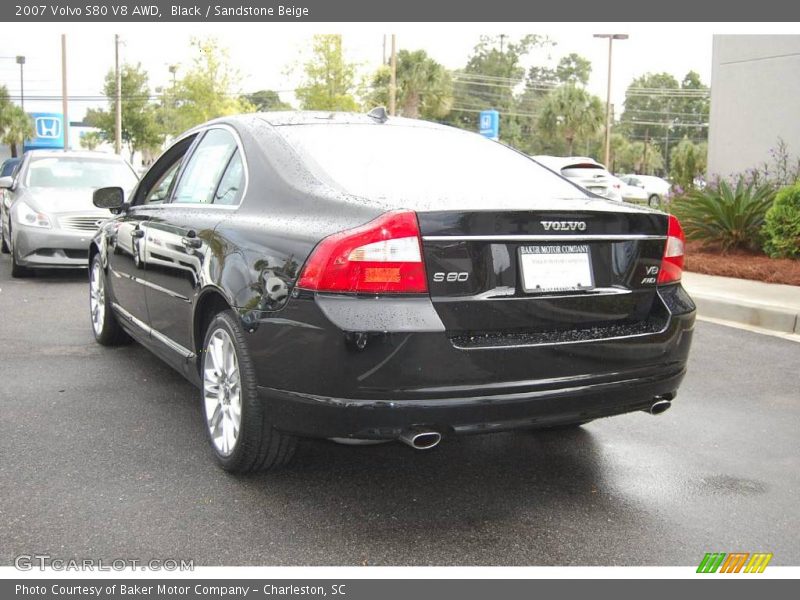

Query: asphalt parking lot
<box><xmin>1</xmin><ymin>256</ymin><xmax>799</xmax><ymax>567</ymax></box>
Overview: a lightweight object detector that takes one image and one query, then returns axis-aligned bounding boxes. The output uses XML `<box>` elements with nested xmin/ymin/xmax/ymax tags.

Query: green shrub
<box><xmin>762</xmin><ymin>183</ymin><xmax>800</xmax><ymax>258</ymax></box>
<box><xmin>670</xmin><ymin>177</ymin><xmax>775</xmax><ymax>251</ymax></box>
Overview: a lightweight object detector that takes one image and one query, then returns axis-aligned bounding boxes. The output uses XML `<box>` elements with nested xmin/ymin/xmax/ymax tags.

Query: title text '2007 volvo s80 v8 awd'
<box><xmin>88</xmin><ymin>110</ymin><xmax>695</xmax><ymax>473</ymax></box>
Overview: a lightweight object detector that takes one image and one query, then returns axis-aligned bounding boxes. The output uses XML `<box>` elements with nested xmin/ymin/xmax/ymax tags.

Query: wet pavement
<box><xmin>1</xmin><ymin>257</ymin><xmax>798</xmax><ymax>566</ymax></box>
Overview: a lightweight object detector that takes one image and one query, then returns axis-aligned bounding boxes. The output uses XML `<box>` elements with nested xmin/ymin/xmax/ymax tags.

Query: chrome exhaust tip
<box><xmin>649</xmin><ymin>399</ymin><xmax>672</xmax><ymax>415</ymax></box>
<box><xmin>398</xmin><ymin>429</ymin><xmax>442</xmax><ymax>450</ymax></box>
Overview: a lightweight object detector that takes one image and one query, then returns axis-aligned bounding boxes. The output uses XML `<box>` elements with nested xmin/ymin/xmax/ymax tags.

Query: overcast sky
<box><xmin>0</xmin><ymin>23</ymin><xmax>787</xmax><ymax>125</ymax></box>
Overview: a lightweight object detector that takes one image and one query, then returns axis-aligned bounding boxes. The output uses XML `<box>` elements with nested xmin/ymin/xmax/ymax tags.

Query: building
<box><xmin>708</xmin><ymin>35</ymin><xmax>800</xmax><ymax>179</ymax></box>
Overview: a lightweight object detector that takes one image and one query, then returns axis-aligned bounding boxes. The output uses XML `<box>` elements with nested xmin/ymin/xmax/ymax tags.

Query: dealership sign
<box><xmin>24</xmin><ymin>113</ymin><xmax>65</xmax><ymax>151</ymax></box>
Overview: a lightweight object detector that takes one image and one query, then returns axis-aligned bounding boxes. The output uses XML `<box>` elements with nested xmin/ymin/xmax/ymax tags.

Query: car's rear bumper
<box><xmin>259</xmin><ymin>364</ymin><xmax>686</xmax><ymax>439</ymax></box>
<box><xmin>244</xmin><ymin>285</ymin><xmax>696</xmax><ymax>439</ymax></box>
<box><xmin>14</xmin><ymin>226</ymin><xmax>93</xmax><ymax>267</ymax></box>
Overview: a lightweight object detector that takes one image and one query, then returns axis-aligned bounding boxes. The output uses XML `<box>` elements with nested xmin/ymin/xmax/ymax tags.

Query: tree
<box><xmin>1</xmin><ymin>106</ymin><xmax>34</xmax><ymax>158</ymax></box>
<box><xmin>620</xmin><ymin>71</ymin><xmax>709</xmax><ymax>171</ymax></box>
<box><xmin>538</xmin><ymin>85</ymin><xmax>604</xmax><ymax>155</ymax></box>
<box><xmin>616</xmin><ymin>140</ymin><xmax>664</xmax><ymax>174</ymax></box>
<box><xmin>443</xmin><ymin>35</ymin><xmax>550</xmax><ymax>149</ymax></box>
<box><xmin>244</xmin><ymin>90</ymin><xmax>292</xmax><ymax>112</ymax></box>
<box><xmin>367</xmin><ymin>49</ymin><xmax>453</xmax><ymax>119</ymax></box>
<box><xmin>84</xmin><ymin>62</ymin><xmax>162</xmax><ymax>161</ymax></box>
<box><xmin>670</xmin><ymin>137</ymin><xmax>708</xmax><ymax>188</ymax></box>
<box><xmin>295</xmin><ymin>34</ymin><xmax>360</xmax><ymax>112</ymax></box>
<box><xmin>0</xmin><ymin>87</ymin><xmax>34</xmax><ymax>157</ymax></box>
<box><xmin>166</xmin><ymin>38</ymin><xmax>254</xmax><ymax>134</ymax></box>
<box><xmin>81</xmin><ymin>130</ymin><xmax>103</xmax><ymax>151</ymax></box>
<box><xmin>555</xmin><ymin>53</ymin><xmax>592</xmax><ymax>86</ymax></box>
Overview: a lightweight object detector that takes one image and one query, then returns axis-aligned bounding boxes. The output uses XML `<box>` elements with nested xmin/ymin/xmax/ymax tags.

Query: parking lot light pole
<box><xmin>16</xmin><ymin>55</ymin><xmax>25</xmax><ymax>112</ymax></box>
<box><xmin>594</xmin><ymin>33</ymin><xmax>628</xmax><ymax>168</ymax></box>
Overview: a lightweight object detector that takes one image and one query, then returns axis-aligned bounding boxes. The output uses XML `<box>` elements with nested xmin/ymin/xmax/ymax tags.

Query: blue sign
<box><xmin>24</xmin><ymin>112</ymin><xmax>65</xmax><ymax>151</ymax></box>
<box><xmin>479</xmin><ymin>109</ymin><xmax>499</xmax><ymax>140</ymax></box>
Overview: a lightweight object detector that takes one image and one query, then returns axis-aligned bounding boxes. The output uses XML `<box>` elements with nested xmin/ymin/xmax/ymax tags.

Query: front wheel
<box><xmin>201</xmin><ymin>310</ymin><xmax>297</xmax><ymax>473</ymax></box>
<box><xmin>89</xmin><ymin>253</ymin><xmax>130</xmax><ymax>345</ymax></box>
<box><xmin>11</xmin><ymin>246</ymin><xmax>30</xmax><ymax>278</ymax></box>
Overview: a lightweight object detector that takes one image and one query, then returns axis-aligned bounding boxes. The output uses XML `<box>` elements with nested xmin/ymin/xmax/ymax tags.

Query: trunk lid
<box><xmin>417</xmin><ymin>208</ymin><xmax>669</xmax><ymax>345</ymax></box>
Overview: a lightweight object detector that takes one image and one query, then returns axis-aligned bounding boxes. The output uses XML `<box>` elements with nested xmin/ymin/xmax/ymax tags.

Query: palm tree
<box><xmin>538</xmin><ymin>85</ymin><xmax>604</xmax><ymax>155</ymax></box>
<box><xmin>369</xmin><ymin>50</ymin><xmax>453</xmax><ymax>120</ymax></box>
<box><xmin>1</xmin><ymin>106</ymin><xmax>34</xmax><ymax>157</ymax></box>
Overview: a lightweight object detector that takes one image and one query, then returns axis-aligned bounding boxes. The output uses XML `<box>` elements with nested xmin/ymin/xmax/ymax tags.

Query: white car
<box><xmin>610</xmin><ymin>174</ymin><xmax>648</xmax><ymax>204</ymax></box>
<box><xmin>532</xmin><ymin>156</ymin><xmax>623</xmax><ymax>202</ymax></box>
<box><xmin>620</xmin><ymin>174</ymin><xmax>671</xmax><ymax>208</ymax></box>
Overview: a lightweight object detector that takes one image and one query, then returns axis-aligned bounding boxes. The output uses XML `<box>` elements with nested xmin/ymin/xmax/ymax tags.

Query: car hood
<box><xmin>22</xmin><ymin>187</ymin><xmax>111</xmax><ymax>216</ymax></box>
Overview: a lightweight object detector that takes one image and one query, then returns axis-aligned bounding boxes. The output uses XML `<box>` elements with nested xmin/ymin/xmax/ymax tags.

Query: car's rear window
<box><xmin>276</xmin><ymin>123</ymin><xmax>586</xmax><ymax>209</ymax></box>
<box><xmin>27</xmin><ymin>156</ymin><xmax>138</xmax><ymax>190</ymax></box>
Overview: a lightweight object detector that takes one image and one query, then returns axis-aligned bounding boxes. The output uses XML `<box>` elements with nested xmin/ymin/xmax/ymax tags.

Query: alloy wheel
<box><xmin>89</xmin><ymin>260</ymin><xmax>106</xmax><ymax>335</ymax></box>
<box><xmin>203</xmin><ymin>328</ymin><xmax>242</xmax><ymax>457</ymax></box>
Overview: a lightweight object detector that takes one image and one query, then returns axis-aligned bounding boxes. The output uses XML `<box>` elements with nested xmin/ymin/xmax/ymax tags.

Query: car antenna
<box><xmin>367</xmin><ymin>106</ymin><xmax>389</xmax><ymax>123</ymax></box>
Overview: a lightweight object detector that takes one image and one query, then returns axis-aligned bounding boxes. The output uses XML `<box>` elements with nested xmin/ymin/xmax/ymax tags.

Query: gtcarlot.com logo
<box><xmin>697</xmin><ymin>552</ymin><xmax>773</xmax><ymax>573</ymax></box>
<box><xmin>14</xmin><ymin>554</ymin><xmax>194</xmax><ymax>571</ymax></box>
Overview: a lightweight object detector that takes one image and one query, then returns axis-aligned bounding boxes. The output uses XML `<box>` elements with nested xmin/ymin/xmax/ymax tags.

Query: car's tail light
<box><xmin>657</xmin><ymin>214</ymin><xmax>685</xmax><ymax>284</ymax></box>
<box><xmin>297</xmin><ymin>210</ymin><xmax>428</xmax><ymax>294</ymax></box>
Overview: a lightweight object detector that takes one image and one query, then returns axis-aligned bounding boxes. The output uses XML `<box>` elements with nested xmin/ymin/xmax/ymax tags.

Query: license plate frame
<box><xmin>519</xmin><ymin>244</ymin><xmax>595</xmax><ymax>293</ymax></box>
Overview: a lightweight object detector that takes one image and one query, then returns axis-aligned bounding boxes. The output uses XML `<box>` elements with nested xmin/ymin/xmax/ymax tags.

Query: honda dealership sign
<box><xmin>24</xmin><ymin>112</ymin><xmax>65</xmax><ymax>151</ymax></box>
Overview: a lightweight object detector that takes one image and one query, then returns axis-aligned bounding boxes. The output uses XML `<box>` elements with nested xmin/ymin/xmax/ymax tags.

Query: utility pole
<box><xmin>16</xmin><ymin>56</ymin><xmax>25</xmax><ymax>112</ymax></box>
<box><xmin>61</xmin><ymin>34</ymin><xmax>69</xmax><ymax>152</ymax></box>
<box><xmin>382</xmin><ymin>34</ymin><xmax>386</xmax><ymax>65</ymax></box>
<box><xmin>643</xmin><ymin>128</ymin><xmax>650</xmax><ymax>175</ymax></box>
<box><xmin>114</xmin><ymin>34</ymin><xmax>122</xmax><ymax>155</ymax></box>
<box><xmin>388</xmin><ymin>34</ymin><xmax>397</xmax><ymax>116</ymax></box>
<box><xmin>594</xmin><ymin>34</ymin><xmax>628</xmax><ymax>168</ymax></box>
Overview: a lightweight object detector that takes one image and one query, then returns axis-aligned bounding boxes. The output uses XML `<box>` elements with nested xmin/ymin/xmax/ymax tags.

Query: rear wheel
<box><xmin>89</xmin><ymin>253</ymin><xmax>130</xmax><ymax>345</ymax></box>
<box><xmin>201</xmin><ymin>310</ymin><xmax>297</xmax><ymax>473</ymax></box>
<box><xmin>648</xmin><ymin>194</ymin><xmax>661</xmax><ymax>208</ymax></box>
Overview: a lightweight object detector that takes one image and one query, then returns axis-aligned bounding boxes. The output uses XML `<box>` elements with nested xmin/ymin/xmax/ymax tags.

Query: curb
<box><xmin>690</xmin><ymin>293</ymin><xmax>800</xmax><ymax>334</ymax></box>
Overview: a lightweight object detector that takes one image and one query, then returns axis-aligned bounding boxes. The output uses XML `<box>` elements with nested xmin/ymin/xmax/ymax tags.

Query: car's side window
<box><xmin>212</xmin><ymin>150</ymin><xmax>245</xmax><ymax>206</ymax></box>
<box><xmin>132</xmin><ymin>134</ymin><xmax>197</xmax><ymax>207</ymax></box>
<box><xmin>143</xmin><ymin>160</ymin><xmax>181</xmax><ymax>205</ymax></box>
<box><xmin>171</xmin><ymin>129</ymin><xmax>238</xmax><ymax>205</ymax></box>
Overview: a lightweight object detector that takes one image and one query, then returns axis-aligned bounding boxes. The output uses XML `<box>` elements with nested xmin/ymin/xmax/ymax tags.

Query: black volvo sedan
<box><xmin>89</xmin><ymin>111</ymin><xmax>695</xmax><ymax>473</ymax></box>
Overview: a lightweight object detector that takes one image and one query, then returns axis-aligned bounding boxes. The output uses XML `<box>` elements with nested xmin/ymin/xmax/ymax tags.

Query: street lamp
<box><xmin>15</xmin><ymin>55</ymin><xmax>25</xmax><ymax>111</ymax></box>
<box><xmin>594</xmin><ymin>34</ymin><xmax>628</xmax><ymax>169</ymax></box>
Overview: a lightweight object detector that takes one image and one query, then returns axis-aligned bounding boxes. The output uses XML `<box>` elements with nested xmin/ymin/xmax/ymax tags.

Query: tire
<box><xmin>201</xmin><ymin>310</ymin><xmax>297</xmax><ymax>473</ymax></box>
<box><xmin>89</xmin><ymin>253</ymin><xmax>130</xmax><ymax>345</ymax></box>
<box><xmin>11</xmin><ymin>246</ymin><xmax>30</xmax><ymax>278</ymax></box>
<box><xmin>648</xmin><ymin>194</ymin><xmax>661</xmax><ymax>208</ymax></box>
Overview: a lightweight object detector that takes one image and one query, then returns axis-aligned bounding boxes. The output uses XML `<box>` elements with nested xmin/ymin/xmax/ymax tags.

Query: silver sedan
<box><xmin>0</xmin><ymin>151</ymin><xmax>138</xmax><ymax>277</ymax></box>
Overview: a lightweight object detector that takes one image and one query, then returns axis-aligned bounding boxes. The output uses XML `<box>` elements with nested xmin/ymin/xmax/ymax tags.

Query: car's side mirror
<box><xmin>93</xmin><ymin>187</ymin><xmax>126</xmax><ymax>212</ymax></box>
<box><xmin>0</xmin><ymin>176</ymin><xmax>14</xmax><ymax>190</ymax></box>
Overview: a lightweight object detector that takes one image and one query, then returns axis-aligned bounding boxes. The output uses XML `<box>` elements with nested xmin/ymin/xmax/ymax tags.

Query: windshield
<box><xmin>276</xmin><ymin>123</ymin><xmax>586</xmax><ymax>209</ymax></box>
<box><xmin>27</xmin><ymin>157</ymin><xmax>138</xmax><ymax>190</ymax></box>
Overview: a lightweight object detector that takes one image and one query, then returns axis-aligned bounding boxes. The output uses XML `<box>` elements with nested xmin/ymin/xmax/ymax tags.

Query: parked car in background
<box><xmin>0</xmin><ymin>157</ymin><xmax>22</xmax><ymax>244</ymax></box>
<box><xmin>610</xmin><ymin>173</ymin><xmax>648</xmax><ymax>204</ymax></box>
<box><xmin>620</xmin><ymin>174</ymin><xmax>671</xmax><ymax>207</ymax></box>
<box><xmin>532</xmin><ymin>156</ymin><xmax>623</xmax><ymax>202</ymax></box>
<box><xmin>88</xmin><ymin>112</ymin><xmax>695</xmax><ymax>473</ymax></box>
<box><xmin>0</xmin><ymin>151</ymin><xmax>138</xmax><ymax>277</ymax></box>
